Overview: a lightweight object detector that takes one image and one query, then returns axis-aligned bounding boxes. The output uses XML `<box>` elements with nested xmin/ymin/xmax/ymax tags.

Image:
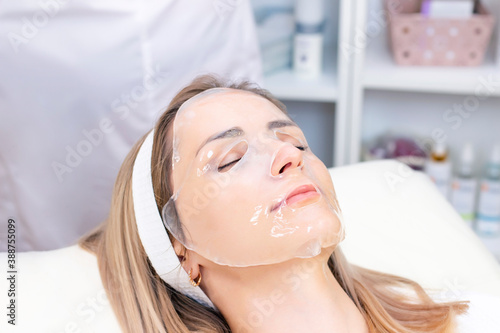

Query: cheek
<box><xmin>309</xmin><ymin>159</ymin><xmax>334</xmax><ymax>188</ymax></box>
<box><xmin>178</xmin><ymin>178</ymin><xmax>256</xmax><ymax>225</ymax></box>
<box><xmin>308</xmin><ymin>159</ymin><xmax>338</xmax><ymax>203</ymax></box>
<box><xmin>207</xmin><ymin>180</ymin><xmax>260</xmax><ymax>217</ymax></box>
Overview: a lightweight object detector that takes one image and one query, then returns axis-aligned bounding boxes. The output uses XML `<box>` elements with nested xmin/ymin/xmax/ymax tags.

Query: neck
<box><xmin>202</xmin><ymin>248</ymin><xmax>369</xmax><ymax>333</ymax></box>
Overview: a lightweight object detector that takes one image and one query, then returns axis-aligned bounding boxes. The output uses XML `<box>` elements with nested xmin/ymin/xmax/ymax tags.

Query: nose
<box><xmin>271</xmin><ymin>143</ymin><xmax>304</xmax><ymax>176</ymax></box>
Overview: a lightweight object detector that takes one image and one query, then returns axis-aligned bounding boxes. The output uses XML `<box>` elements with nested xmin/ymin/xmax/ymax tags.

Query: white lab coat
<box><xmin>0</xmin><ymin>0</ymin><xmax>262</xmax><ymax>251</ymax></box>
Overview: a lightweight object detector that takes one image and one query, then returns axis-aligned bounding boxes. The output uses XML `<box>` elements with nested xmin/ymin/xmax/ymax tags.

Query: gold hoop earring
<box><xmin>188</xmin><ymin>269</ymin><xmax>202</xmax><ymax>287</ymax></box>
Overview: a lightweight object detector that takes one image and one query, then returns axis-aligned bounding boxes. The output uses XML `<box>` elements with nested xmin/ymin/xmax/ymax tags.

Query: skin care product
<box><xmin>421</xmin><ymin>0</ymin><xmax>474</xmax><ymax>18</ymax></box>
<box><xmin>450</xmin><ymin>143</ymin><xmax>477</xmax><ymax>227</ymax></box>
<box><xmin>293</xmin><ymin>0</ymin><xmax>324</xmax><ymax>78</ymax></box>
<box><xmin>425</xmin><ymin>141</ymin><xmax>452</xmax><ymax>199</ymax></box>
<box><xmin>476</xmin><ymin>144</ymin><xmax>500</xmax><ymax>236</ymax></box>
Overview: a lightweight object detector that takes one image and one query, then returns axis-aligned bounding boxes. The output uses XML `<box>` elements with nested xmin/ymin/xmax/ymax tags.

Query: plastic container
<box><xmin>293</xmin><ymin>0</ymin><xmax>324</xmax><ymax>77</ymax></box>
<box><xmin>425</xmin><ymin>141</ymin><xmax>452</xmax><ymax>199</ymax></box>
<box><xmin>450</xmin><ymin>143</ymin><xmax>477</xmax><ymax>227</ymax></box>
<box><xmin>476</xmin><ymin>144</ymin><xmax>500</xmax><ymax>236</ymax></box>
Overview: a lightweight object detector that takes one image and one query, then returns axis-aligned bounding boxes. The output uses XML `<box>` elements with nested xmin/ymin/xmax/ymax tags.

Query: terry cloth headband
<box><xmin>131</xmin><ymin>129</ymin><xmax>215</xmax><ymax>308</ymax></box>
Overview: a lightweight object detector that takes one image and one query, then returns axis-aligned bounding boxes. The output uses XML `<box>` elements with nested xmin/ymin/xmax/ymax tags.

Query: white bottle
<box><xmin>476</xmin><ymin>144</ymin><xmax>500</xmax><ymax>236</ymax></box>
<box><xmin>425</xmin><ymin>141</ymin><xmax>452</xmax><ymax>199</ymax></box>
<box><xmin>293</xmin><ymin>0</ymin><xmax>324</xmax><ymax>78</ymax></box>
<box><xmin>450</xmin><ymin>143</ymin><xmax>477</xmax><ymax>227</ymax></box>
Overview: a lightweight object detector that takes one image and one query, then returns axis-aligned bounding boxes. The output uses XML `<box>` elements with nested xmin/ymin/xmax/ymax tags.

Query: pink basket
<box><xmin>385</xmin><ymin>0</ymin><xmax>495</xmax><ymax>66</ymax></box>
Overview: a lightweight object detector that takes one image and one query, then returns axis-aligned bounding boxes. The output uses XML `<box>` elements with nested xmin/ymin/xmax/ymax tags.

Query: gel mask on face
<box><xmin>162</xmin><ymin>88</ymin><xmax>345</xmax><ymax>267</ymax></box>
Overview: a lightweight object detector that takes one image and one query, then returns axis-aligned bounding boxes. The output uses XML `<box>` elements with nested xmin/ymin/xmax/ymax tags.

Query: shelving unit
<box><xmin>346</xmin><ymin>0</ymin><xmax>500</xmax><ymax>166</ymax></box>
<box><xmin>257</xmin><ymin>0</ymin><xmax>352</xmax><ymax>167</ymax></box>
<box><xmin>363</xmin><ymin>37</ymin><xmax>500</xmax><ymax>97</ymax></box>
<box><xmin>263</xmin><ymin>47</ymin><xmax>338</xmax><ymax>102</ymax></box>
<box><xmin>344</xmin><ymin>0</ymin><xmax>500</xmax><ymax>260</ymax></box>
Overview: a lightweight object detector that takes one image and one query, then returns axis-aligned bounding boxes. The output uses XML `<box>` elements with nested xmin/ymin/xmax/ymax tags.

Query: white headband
<box><xmin>131</xmin><ymin>129</ymin><xmax>215</xmax><ymax>309</ymax></box>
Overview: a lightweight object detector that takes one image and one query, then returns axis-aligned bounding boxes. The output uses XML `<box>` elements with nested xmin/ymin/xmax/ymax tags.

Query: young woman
<box><xmin>79</xmin><ymin>74</ymin><xmax>469</xmax><ymax>333</ymax></box>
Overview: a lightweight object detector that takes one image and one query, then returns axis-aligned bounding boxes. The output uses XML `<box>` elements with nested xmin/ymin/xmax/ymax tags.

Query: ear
<box><xmin>172</xmin><ymin>239</ymin><xmax>202</xmax><ymax>283</ymax></box>
<box><xmin>172</xmin><ymin>238</ymin><xmax>187</xmax><ymax>264</ymax></box>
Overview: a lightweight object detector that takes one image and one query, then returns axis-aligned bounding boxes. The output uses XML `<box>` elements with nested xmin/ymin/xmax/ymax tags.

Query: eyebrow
<box><xmin>196</xmin><ymin>119</ymin><xmax>298</xmax><ymax>156</ymax></box>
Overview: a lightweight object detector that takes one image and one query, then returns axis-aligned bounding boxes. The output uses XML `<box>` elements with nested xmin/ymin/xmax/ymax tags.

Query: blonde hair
<box><xmin>79</xmin><ymin>74</ymin><xmax>469</xmax><ymax>333</ymax></box>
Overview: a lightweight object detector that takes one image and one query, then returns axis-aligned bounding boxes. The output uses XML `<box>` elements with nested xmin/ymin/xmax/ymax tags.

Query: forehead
<box><xmin>173</xmin><ymin>89</ymin><xmax>287</xmax><ymax>143</ymax></box>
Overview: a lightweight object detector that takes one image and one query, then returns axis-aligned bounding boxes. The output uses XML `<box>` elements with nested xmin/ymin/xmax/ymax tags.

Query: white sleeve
<box><xmin>0</xmin><ymin>0</ymin><xmax>262</xmax><ymax>251</ymax></box>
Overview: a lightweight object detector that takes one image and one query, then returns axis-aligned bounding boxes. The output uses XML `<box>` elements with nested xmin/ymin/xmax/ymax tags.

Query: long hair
<box><xmin>79</xmin><ymin>74</ymin><xmax>469</xmax><ymax>333</ymax></box>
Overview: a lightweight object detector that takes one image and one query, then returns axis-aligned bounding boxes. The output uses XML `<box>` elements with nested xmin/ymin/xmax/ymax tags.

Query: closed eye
<box><xmin>217</xmin><ymin>141</ymin><xmax>248</xmax><ymax>173</ymax></box>
<box><xmin>218</xmin><ymin>146</ymin><xmax>305</xmax><ymax>171</ymax></box>
<box><xmin>275</xmin><ymin>130</ymin><xmax>308</xmax><ymax>152</ymax></box>
<box><xmin>218</xmin><ymin>158</ymin><xmax>241</xmax><ymax>172</ymax></box>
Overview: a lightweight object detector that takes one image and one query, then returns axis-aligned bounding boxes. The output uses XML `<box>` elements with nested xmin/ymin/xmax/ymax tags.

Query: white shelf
<box><xmin>363</xmin><ymin>37</ymin><xmax>500</xmax><ymax>97</ymax></box>
<box><xmin>346</xmin><ymin>0</ymin><xmax>500</xmax><ymax>165</ymax></box>
<box><xmin>263</xmin><ymin>48</ymin><xmax>338</xmax><ymax>103</ymax></box>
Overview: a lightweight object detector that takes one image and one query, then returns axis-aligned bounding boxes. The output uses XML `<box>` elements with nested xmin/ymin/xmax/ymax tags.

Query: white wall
<box><xmin>284</xmin><ymin>100</ymin><xmax>336</xmax><ymax>168</ymax></box>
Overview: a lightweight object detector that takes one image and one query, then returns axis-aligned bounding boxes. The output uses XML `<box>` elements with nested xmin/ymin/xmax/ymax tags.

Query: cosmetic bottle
<box><xmin>421</xmin><ymin>0</ymin><xmax>474</xmax><ymax>18</ymax></box>
<box><xmin>476</xmin><ymin>144</ymin><xmax>500</xmax><ymax>236</ymax></box>
<box><xmin>450</xmin><ymin>143</ymin><xmax>477</xmax><ymax>227</ymax></box>
<box><xmin>425</xmin><ymin>141</ymin><xmax>452</xmax><ymax>199</ymax></box>
<box><xmin>293</xmin><ymin>0</ymin><xmax>324</xmax><ymax>78</ymax></box>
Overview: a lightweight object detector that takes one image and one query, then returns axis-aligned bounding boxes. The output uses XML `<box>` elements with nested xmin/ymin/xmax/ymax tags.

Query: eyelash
<box><xmin>217</xmin><ymin>146</ymin><xmax>307</xmax><ymax>171</ymax></box>
<box><xmin>218</xmin><ymin>158</ymin><xmax>241</xmax><ymax>172</ymax></box>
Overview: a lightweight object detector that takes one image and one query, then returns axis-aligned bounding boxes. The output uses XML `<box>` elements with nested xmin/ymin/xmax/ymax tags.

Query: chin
<box><xmin>308</xmin><ymin>211</ymin><xmax>344</xmax><ymax>256</ymax></box>
<box><xmin>322</xmin><ymin>243</ymin><xmax>340</xmax><ymax>256</ymax></box>
<box><xmin>298</xmin><ymin>206</ymin><xmax>344</xmax><ymax>242</ymax></box>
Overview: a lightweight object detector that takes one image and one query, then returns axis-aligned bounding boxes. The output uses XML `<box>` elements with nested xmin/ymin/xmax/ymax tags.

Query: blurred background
<box><xmin>1</xmin><ymin>0</ymin><xmax>500</xmax><ymax>262</ymax></box>
<box><xmin>255</xmin><ymin>0</ymin><xmax>500</xmax><ymax>262</ymax></box>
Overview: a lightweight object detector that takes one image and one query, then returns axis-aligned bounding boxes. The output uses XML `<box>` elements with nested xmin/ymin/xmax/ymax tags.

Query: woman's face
<box><xmin>163</xmin><ymin>89</ymin><xmax>344</xmax><ymax>266</ymax></box>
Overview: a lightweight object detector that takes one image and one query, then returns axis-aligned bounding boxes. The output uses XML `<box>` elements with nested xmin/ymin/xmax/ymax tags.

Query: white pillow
<box><xmin>1</xmin><ymin>245</ymin><xmax>121</xmax><ymax>332</ymax></box>
<box><xmin>2</xmin><ymin>160</ymin><xmax>499</xmax><ymax>332</ymax></box>
<box><xmin>333</xmin><ymin>160</ymin><xmax>500</xmax><ymax>298</ymax></box>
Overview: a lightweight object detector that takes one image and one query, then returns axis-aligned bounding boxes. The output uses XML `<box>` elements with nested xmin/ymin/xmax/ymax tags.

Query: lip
<box><xmin>271</xmin><ymin>184</ymin><xmax>319</xmax><ymax>212</ymax></box>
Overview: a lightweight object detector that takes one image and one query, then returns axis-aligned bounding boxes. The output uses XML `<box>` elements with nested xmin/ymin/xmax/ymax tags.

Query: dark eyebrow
<box><xmin>267</xmin><ymin>119</ymin><xmax>298</xmax><ymax>130</ymax></box>
<box><xmin>196</xmin><ymin>119</ymin><xmax>298</xmax><ymax>156</ymax></box>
